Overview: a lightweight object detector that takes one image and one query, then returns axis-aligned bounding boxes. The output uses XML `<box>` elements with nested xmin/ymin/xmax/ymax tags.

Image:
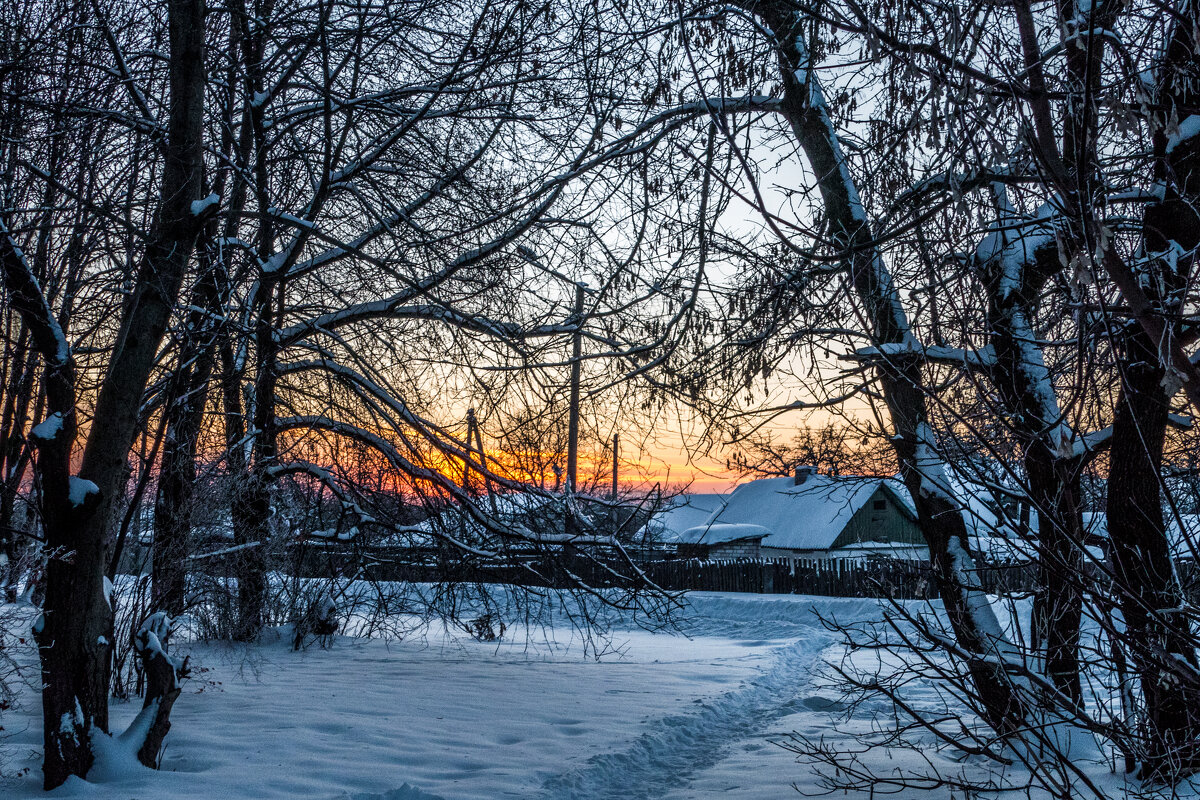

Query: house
<box><xmin>672</xmin><ymin>467</ymin><xmax>925</xmax><ymax>561</ymax></box>
<box><xmin>1077</xmin><ymin>510</ymin><xmax>1200</xmax><ymax>562</ymax></box>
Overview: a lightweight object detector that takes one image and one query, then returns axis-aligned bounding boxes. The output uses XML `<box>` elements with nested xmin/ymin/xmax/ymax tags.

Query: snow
<box><xmin>1081</xmin><ymin>511</ymin><xmax>1200</xmax><ymax>559</ymax></box>
<box><xmin>309</xmin><ymin>527</ymin><xmax>359</xmax><ymax>541</ymax></box>
<box><xmin>852</xmin><ymin>342</ymin><xmax>996</xmax><ymax>368</ymax></box>
<box><xmin>946</xmin><ymin>536</ymin><xmax>1013</xmax><ymax>650</ymax></box>
<box><xmin>1167</xmin><ymin>114</ymin><xmax>1200</xmax><ymax>153</ymax></box>
<box><xmin>190</xmin><ymin>193</ymin><xmax>220</xmax><ymax>216</ymax></box>
<box><xmin>30</xmin><ymin>413</ymin><xmax>65</xmax><ymax>443</ymax></box>
<box><xmin>68</xmin><ymin>476</ymin><xmax>99</xmax><ymax>507</ymax></box>
<box><xmin>913</xmin><ymin>422</ymin><xmax>957</xmax><ymax>502</ymax></box>
<box><xmin>88</xmin><ymin>702</ymin><xmax>160</xmax><ymax>783</ymax></box>
<box><xmin>0</xmin><ymin>589</ymin><xmax>1173</xmax><ymax>799</ymax></box>
<box><xmin>185</xmin><ymin>541</ymin><xmax>262</xmax><ymax>561</ymax></box>
<box><xmin>262</xmin><ymin>251</ymin><xmax>288</xmax><ymax>273</ymax></box>
<box><xmin>0</xmin><ymin>224</ymin><xmax>71</xmax><ymax>365</ymax></box>
<box><xmin>675</xmin><ymin>523</ymin><xmax>771</xmax><ymax>545</ymax></box>
<box><xmin>268</xmin><ymin>207</ymin><xmax>316</xmax><ymax>230</ymax></box>
<box><xmin>1</xmin><ymin>592</ymin><xmax>869</xmax><ymax>799</ymax></box>
<box><xmin>58</xmin><ymin>708</ymin><xmax>78</xmax><ymax>739</ymax></box>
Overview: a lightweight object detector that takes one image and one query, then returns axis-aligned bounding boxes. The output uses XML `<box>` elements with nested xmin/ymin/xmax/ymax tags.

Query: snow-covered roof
<box><xmin>676</xmin><ymin>523</ymin><xmax>771</xmax><ymax>545</ymax></box>
<box><xmin>372</xmin><ymin>491</ymin><xmax>573</xmax><ymax>548</ymax></box>
<box><xmin>644</xmin><ymin>493</ymin><xmax>728</xmax><ymax>541</ymax></box>
<box><xmin>692</xmin><ymin>475</ymin><xmax>914</xmax><ymax>551</ymax></box>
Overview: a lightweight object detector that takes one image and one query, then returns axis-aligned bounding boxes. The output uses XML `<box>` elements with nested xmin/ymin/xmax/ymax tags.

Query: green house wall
<box><xmin>828</xmin><ymin>487</ymin><xmax>924</xmax><ymax>550</ymax></box>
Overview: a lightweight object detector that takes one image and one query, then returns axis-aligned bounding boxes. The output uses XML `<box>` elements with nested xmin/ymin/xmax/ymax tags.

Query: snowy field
<box><xmin>0</xmin><ymin>591</ymin><xmax>1172</xmax><ymax>799</ymax></box>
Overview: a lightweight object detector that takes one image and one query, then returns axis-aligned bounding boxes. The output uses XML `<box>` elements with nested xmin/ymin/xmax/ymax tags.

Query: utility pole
<box><xmin>611</xmin><ymin>432</ymin><xmax>619</xmax><ymax>535</ymax></box>
<box><xmin>611</xmin><ymin>432</ymin><xmax>619</xmax><ymax>501</ymax></box>
<box><xmin>565</xmin><ymin>282</ymin><xmax>585</xmax><ymax>493</ymax></box>
<box><xmin>469</xmin><ymin>408</ymin><xmax>498</xmax><ymax>514</ymax></box>
<box><xmin>462</xmin><ymin>408</ymin><xmax>476</xmax><ymax>493</ymax></box>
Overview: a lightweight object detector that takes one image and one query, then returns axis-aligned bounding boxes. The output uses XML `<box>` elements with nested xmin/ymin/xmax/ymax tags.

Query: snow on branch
<box><xmin>848</xmin><ymin>342</ymin><xmax>996</xmax><ymax>369</ymax></box>
<box><xmin>0</xmin><ymin>220</ymin><xmax>71</xmax><ymax>368</ymax></box>
<box><xmin>266</xmin><ymin>460</ymin><xmax>389</xmax><ymax>533</ymax></box>
<box><xmin>184</xmin><ymin>541</ymin><xmax>262</xmax><ymax>562</ymax></box>
<box><xmin>972</xmin><ymin>191</ymin><xmax>1079</xmax><ymax>454</ymax></box>
<box><xmin>191</xmin><ymin>193</ymin><xmax>220</xmax><ymax>217</ymax></box>
<box><xmin>1168</xmin><ymin>114</ymin><xmax>1200</xmax><ymax>154</ymax></box>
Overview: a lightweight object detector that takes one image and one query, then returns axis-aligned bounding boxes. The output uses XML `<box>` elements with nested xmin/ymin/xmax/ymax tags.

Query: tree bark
<box><xmin>0</xmin><ymin>327</ymin><xmax>34</xmax><ymax>603</ymax></box>
<box><xmin>229</xmin><ymin>1</ymin><xmax>276</xmax><ymax>641</ymax></box>
<box><xmin>153</xmin><ymin>4</ymin><xmax>250</xmax><ymax>620</ymax></box>
<box><xmin>983</xmin><ymin>235</ymin><xmax>1085</xmax><ymax>708</ymax></box>
<box><xmin>152</xmin><ymin>319</ymin><xmax>216</xmax><ymax>616</ymax></box>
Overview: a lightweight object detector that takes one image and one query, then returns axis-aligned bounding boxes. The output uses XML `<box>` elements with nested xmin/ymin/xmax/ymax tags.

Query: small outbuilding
<box><xmin>674</xmin><ymin>467</ymin><xmax>925</xmax><ymax>561</ymax></box>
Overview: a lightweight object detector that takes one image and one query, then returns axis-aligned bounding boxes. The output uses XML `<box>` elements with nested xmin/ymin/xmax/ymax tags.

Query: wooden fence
<box><xmin>635</xmin><ymin>557</ymin><xmax>1040</xmax><ymax>598</ymax></box>
<box><xmin>283</xmin><ymin>546</ymin><xmax>1043</xmax><ymax>599</ymax></box>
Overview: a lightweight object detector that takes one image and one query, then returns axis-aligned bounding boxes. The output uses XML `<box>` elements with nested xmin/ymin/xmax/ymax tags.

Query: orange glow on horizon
<box><xmin>277</xmin><ymin>423</ymin><xmax>742</xmax><ymax>500</ymax></box>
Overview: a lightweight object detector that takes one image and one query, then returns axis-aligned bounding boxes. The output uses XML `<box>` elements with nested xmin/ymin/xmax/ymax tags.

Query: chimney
<box><xmin>793</xmin><ymin>465</ymin><xmax>817</xmax><ymax>486</ymax></box>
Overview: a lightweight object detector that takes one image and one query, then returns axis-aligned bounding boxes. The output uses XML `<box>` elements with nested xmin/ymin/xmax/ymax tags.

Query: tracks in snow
<box><xmin>536</xmin><ymin>624</ymin><xmax>833</xmax><ymax>800</ymax></box>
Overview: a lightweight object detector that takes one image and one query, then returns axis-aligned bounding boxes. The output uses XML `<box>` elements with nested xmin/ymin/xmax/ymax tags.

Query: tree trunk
<box><xmin>152</xmin><ymin>348</ymin><xmax>212</xmax><ymax>617</ymax></box>
<box><xmin>1108</xmin><ymin>328</ymin><xmax>1200</xmax><ymax>777</ymax></box>
<box><xmin>1104</xmin><ymin>0</ymin><xmax>1200</xmax><ymax>776</ymax></box>
<box><xmin>1025</xmin><ymin>448</ymin><xmax>1084</xmax><ymax>707</ymax></box>
<box><xmin>230</xmin><ymin>468</ymin><xmax>270</xmax><ymax>640</ymax></box>
<box><xmin>153</xmin><ymin>4</ymin><xmax>249</xmax><ymax>620</ymax></box>
<box><xmin>0</xmin><ymin>327</ymin><xmax>34</xmax><ymax>603</ymax></box>
<box><xmin>132</xmin><ymin>612</ymin><xmax>188</xmax><ymax>768</ymax></box>
<box><xmin>230</xmin><ymin>271</ymin><xmax>278</xmax><ymax>643</ymax></box>
<box><xmin>152</xmin><ymin>239</ymin><xmax>225</xmax><ymax>616</ymax></box>
<box><xmin>6</xmin><ymin>0</ymin><xmax>209</xmax><ymax>786</ymax></box>
<box><xmin>983</xmin><ymin>234</ymin><xmax>1085</xmax><ymax>707</ymax></box>
<box><xmin>229</xmin><ymin>5</ymin><xmax>277</xmax><ymax>641</ymax></box>
<box><xmin>745</xmin><ymin>0</ymin><xmax>1031</xmax><ymax>736</ymax></box>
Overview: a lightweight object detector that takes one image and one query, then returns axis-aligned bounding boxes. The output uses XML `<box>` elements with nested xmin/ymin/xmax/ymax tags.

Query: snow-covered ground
<box><xmin>0</xmin><ymin>591</ymin><xmax>1182</xmax><ymax>799</ymax></box>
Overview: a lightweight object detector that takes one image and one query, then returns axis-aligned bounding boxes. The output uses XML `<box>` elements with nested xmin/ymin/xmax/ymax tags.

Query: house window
<box><xmin>873</xmin><ymin>499</ymin><xmax>887</xmax><ymax>511</ymax></box>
